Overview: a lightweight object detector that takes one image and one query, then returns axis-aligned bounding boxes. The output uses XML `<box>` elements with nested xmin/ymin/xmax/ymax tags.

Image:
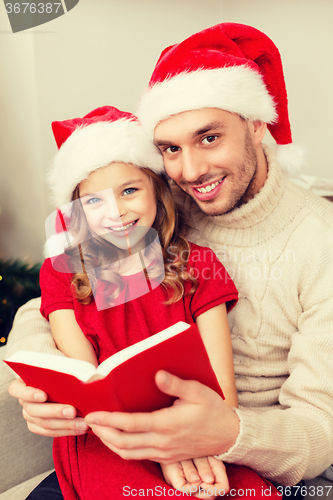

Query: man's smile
<box><xmin>191</xmin><ymin>176</ymin><xmax>226</xmax><ymax>201</ymax></box>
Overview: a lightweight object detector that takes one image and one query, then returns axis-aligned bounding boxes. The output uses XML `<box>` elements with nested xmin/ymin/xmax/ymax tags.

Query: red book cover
<box><xmin>5</xmin><ymin>322</ymin><xmax>224</xmax><ymax>417</ymax></box>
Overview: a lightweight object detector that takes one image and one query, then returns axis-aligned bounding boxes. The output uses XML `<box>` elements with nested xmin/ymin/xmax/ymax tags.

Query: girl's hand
<box><xmin>160</xmin><ymin>456</ymin><xmax>229</xmax><ymax>498</ymax></box>
<box><xmin>190</xmin><ymin>457</ymin><xmax>230</xmax><ymax>498</ymax></box>
<box><xmin>160</xmin><ymin>461</ymin><xmax>200</xmax><ymax>494</ymax></box>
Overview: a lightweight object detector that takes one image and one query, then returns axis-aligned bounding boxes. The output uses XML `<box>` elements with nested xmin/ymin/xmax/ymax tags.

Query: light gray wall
<box><xmin>0</xmin><ymin>0</ymin><xmax>332</xmax><ymax>262</ymax></box>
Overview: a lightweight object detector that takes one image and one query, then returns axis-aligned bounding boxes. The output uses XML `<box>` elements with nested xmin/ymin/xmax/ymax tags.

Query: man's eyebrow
<box><xmin>153</xmin><ymin>121</ymin><xmax>226</xmax><ymax>147</ymax></box>
<box><xmin>153</xmin><ymin>138</ymin><xmax>174</xmax><ymax>148</ymax></box>
<box><xmin>192</xmin><ymin>121</ymin><xmax>226</xmax><ymax>138</ymax></box>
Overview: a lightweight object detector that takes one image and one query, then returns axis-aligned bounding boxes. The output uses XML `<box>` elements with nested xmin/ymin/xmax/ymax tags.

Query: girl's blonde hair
<box><xmin>66</xmin><ymin>167</ymin><xmax>196</xmax><ymax>306</ymax></box>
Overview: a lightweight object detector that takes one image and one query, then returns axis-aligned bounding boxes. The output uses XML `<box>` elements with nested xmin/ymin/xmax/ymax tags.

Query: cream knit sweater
<box><xmin>6</xmin><ymin>146</ymin><xmax>333</xmax><ymax>486</ymax></box>
<box><xmin>172</xmin><ymin>146</ymin><xmax>333</xmax><ymax>485</ymax></box>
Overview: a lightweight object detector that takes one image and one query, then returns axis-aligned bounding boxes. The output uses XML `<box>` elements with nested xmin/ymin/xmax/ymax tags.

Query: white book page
<box><xmin>6</xmin><ymin>322</ymin><xmax>190</xmax><ymax>382</ymax></box>
<box><xmin>96</xmin><ymin>321</ymin><xmax>190</xmax><ymax>377</ymax></box>
<box><xmin>6</xmin><ymin>350</ymin><xmax>97</xmax><ymax>382</ymax></box>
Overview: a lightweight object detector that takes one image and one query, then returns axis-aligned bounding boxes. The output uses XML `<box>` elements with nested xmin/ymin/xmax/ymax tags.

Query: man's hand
<box><xmin>8</xmin><ymin>378</ymin><xmax>89</xmax><ymax>437</ymax></box>
<box><xmin>85</xmin><ymin>370</ymin><xmax>240</xmax><ymax>462</ymax></box>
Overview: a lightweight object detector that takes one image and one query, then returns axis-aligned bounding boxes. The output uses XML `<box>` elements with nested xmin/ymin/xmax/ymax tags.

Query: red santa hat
<box><xmin>137</xmin><ymin>23</ymin><xmax>303</xmax><ymax>173</ymax></box>
<box><xmin>48</xmin><ymin>105</ymin><xmax>164</xmax><ymax>209</ymax></box>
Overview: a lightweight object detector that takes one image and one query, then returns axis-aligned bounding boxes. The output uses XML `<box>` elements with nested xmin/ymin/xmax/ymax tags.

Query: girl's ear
<box><xmin>249</xmin><ymin>120</ymin><xmax>267</xmax><ymax>146</ymax></box>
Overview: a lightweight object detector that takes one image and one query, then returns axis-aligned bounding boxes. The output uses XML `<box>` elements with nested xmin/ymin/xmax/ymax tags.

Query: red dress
<box><xmin>40</xmin><ymin>243</ymin><xmax>278</xmax><ymax>499</ymax></box>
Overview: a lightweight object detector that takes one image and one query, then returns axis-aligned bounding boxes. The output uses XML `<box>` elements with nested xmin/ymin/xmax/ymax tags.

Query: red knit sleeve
<box><xmin>40</xmin><ymin>258</ymin><xmax>74</xmax><ymax>320</ymax></box>
<box><xmin>188</xmin><ymin>243</ymin><xmax>238</xmax><ymax>319</ymax></box>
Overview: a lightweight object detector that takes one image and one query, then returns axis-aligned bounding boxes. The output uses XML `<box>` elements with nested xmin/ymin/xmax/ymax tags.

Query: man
<box><xmin>8</xmin><ymin>22</ymin><xmax>333</xmax><ymax>495</ymax></box>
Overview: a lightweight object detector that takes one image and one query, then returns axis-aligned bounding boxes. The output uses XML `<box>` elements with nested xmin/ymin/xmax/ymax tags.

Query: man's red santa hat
<box><xmin>137</xmin><ymin>22</ymin><xmax>303</xmax><ymax>172</ymax></box>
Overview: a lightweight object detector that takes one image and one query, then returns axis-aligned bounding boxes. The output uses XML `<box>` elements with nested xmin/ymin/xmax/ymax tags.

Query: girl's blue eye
<box><xmin>86</xmin><ymin>197</ymin><xmax>101</xmax><ymax>204</ymax></box>
<box><xmin>123</xmin><ymin>187</ymin><xmax>137</xmax><ymax>196</ymax></box>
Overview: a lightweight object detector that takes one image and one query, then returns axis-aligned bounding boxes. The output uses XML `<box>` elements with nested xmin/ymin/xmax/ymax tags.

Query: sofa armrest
<box><xmin>0</xmin><ymin>346</ymin><xmax>54</xmax><ymax>494</ymax></box>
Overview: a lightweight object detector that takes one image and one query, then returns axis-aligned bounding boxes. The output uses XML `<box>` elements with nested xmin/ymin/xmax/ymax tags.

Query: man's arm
<box><xmin>7</xmin><ymin>298</ymin><xmax>89</xmax><ymax>436</ymax></box>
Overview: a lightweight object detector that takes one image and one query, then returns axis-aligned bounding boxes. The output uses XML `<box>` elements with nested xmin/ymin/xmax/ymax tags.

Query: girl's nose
<box><xmin>103</xmin><ymin>190</ymin><xmax>123</xmax><ymax>222</ymax></box>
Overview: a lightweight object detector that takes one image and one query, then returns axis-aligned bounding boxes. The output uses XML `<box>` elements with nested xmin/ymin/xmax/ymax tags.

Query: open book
<box><xmin>5</xmin><ymin>322</ymin><xmax>224</xmax><ymax>417</ymax></box>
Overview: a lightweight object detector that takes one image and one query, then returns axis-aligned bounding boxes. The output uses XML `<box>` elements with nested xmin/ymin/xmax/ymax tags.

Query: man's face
<box><xmin>154</xmin><ymin>108</ymin><xmax>266</xmax><ymax>216</ymax></box>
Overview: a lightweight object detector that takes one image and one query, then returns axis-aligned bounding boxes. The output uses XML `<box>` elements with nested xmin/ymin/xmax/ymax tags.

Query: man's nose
<box><xmin>181</xmin><ymin>148</ymin><xmax>209</xmax><ymax>183</ymax></box>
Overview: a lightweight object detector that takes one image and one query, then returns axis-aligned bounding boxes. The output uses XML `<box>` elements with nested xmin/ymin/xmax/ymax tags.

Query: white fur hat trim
<box><xmin>137</xmin><ymin>66</ymin><xmax>277</xmax><ymax>138</ymax></box>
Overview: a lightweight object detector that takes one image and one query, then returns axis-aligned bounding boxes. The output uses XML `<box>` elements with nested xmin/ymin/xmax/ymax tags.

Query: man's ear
<box><xmin>249</xmin><ymin>120</ymin><xmax>267</xmax><ymax>146</ymax></box>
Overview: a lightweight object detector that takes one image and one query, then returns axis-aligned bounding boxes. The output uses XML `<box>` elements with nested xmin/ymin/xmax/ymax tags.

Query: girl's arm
<box><xmin>49</xmin><ymin>309</ymin><xmax>98</xmax><ymax>368</ymax></box>
<box><xmin>196</xmin><ymin>302</ymin><xmax>238</xmax><ymax>408</ymax></box>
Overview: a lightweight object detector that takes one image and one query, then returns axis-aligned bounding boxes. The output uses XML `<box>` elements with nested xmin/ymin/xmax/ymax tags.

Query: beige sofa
<box><xmin>0</xmin><ymin>347</ymin><xmax>54</xmax><ymax>499</ymax></box>
<box><xmin>0</xmin><ymin>311</ymin><xmax>54</xmax><ymax>499</ymax></box>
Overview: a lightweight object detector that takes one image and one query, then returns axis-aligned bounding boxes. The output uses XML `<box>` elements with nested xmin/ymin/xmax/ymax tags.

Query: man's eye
<box><xmin>202</xmin><ymin>135</ymin><xmax>217</xmax><ymax>144</ymax></box>
<box><xmin>165</xmin><ymin>146</ymin><xmax>181</xmax><ymax>154</ymax></box>
<box><xmin>123</xmin><ymin>187</ymin><xmax>137</xmax><ymax>196</ymax></box>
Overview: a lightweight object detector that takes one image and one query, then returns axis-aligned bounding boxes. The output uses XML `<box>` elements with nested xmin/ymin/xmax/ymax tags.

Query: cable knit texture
<box><xmin>6</xmin><ymin>146</ymin><xmax>333</xmax><ymax>486</ymax></box>
<box><xmin>172</xmin><ymin>145</ymin><xmax>333</xmax><ymax>485</ymax></box>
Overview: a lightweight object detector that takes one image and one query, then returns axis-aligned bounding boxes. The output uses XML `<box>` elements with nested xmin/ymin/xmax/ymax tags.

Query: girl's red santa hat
<box><xmin>48</xmin><ymin>105</ymin><xmax>164</xmax><ymax>209</ymax></box>
<box><xmin>45</xmin><ymin>106</ymin><xmax>164</xmax><ymax>258</ymax></box>
<box><xmin>137</xmin><ymin>22</ymin><xmax>303</xmax><ymax>173</ymax></box>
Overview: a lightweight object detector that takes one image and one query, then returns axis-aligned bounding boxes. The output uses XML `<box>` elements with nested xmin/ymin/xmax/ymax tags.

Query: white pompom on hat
<box><xmin>48</xmin><ymin>106</ymin><xmax>164</xmax><ymax>208</ymax></box>
<box><xmin>137</xmin><ymin>22</ymin><xmax>304</xmax><ymax>173</ymax></box>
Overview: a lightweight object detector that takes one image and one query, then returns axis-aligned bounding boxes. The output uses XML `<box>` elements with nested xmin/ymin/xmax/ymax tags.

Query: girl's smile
<box><xmin>107</xmin><ymin>219</ymin><xmax>138</xmax><ymax>232</ymax></box>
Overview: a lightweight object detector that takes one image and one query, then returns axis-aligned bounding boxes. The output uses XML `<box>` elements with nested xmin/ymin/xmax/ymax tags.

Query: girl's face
<box><xmin>79</xmin><ymin>162</ymin><xmax>157</xmax><ymax>253</ymax></box>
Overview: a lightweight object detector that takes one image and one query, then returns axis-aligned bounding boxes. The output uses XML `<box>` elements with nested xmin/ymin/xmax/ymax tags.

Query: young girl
<box><xmin>40</xmin><ymin>106</ymin><xmax>278</xmax><ymax>500</ymax></box>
